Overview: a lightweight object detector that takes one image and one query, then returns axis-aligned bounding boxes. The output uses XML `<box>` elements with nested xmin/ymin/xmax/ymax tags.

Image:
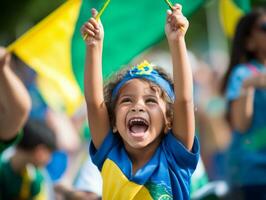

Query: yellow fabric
<box><xmin>7</xmin><ymin>0</ymin><xmax>83</xmax><ymax>115</ymax></box>
<box><xmin>20</xmin><ymin>167</ymin><xmax>31</xmax><ymax>199</ymax></box>
<box><xmin>219</xmin><ymin>0</ymin><xmax>244</xmax><ymax>37</ymax></box>
<box><xmin>35</xmin><ymin>184</ymin><xmax>46</xmax><ymax>200</ymax></box>
<box><xmin>101</xmin><ymin>159</ymin><xmax>153</xmax><ymax>200</ymax></box>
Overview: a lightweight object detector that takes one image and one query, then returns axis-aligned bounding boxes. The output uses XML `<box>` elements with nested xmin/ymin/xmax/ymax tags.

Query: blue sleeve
<box><xmin>162</xmin><ymin>131</ymin><xmax>200</xmax><ymax>175</ymax></box>
<box><xmin>89</xmin><ymin>130</ymin><xmax>119</xmax><ymax>170</ymax></box>
<box><xmin>225</xmin><ymin>65</ymin><xmax>252</xmax><ymax>101</ymax></box>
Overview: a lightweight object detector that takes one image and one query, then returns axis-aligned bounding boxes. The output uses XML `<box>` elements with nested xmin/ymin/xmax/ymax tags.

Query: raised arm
<box><xmin>81</xmin><ymin>9</ymin><xmax>110</xmax><ymax>149</ymax></box>
<box><xmin>165</xmin><ymin>5</ymin><xmax>195</xmax><ymax>150</ymax></box>
<box><xmin>0</xmin><ymin>47</ymin><xmax>31</xmax><ymax>140</ymax></box>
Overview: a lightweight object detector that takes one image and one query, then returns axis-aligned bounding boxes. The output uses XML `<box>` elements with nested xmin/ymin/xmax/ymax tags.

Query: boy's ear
<box><xmin>164</xmin><ymin>120</ymin><xmax>172</xmax><ymax>134</ymax></box>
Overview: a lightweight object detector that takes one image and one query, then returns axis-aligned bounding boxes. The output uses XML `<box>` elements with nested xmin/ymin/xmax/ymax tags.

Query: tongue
<box><xmin>131</xmin><ymin>125</ymin><xmax>146</xmax><ymax>133</ymax></box>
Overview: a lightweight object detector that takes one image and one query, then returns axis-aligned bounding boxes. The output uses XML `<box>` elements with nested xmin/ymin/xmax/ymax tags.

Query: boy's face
<box><xmin>114</xmin><ymin>79</ymin><xmax>170</xmax><ymax>151</ymax></box>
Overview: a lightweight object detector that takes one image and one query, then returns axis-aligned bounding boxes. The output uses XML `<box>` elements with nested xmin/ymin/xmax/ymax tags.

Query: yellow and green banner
<box><xmin>8</xmin><ymin>0</ymin><xmax>205</xmax><ymax>115</ymax></box>
<box><xmin>219</xmin><ymin>0</ymin><xmax>250</xmax><ymax>37</ymax></box>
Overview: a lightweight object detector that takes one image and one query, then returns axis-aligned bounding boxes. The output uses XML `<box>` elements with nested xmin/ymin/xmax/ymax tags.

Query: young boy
<box><xmin>81</xmin><ymin>4</ymin><xmax>199</xmax><ymax>199</ymax></box>
<box><xmin>0</xmin><ymin>119</ymin><xmax>57</xmax><ymax>199</ymax></box>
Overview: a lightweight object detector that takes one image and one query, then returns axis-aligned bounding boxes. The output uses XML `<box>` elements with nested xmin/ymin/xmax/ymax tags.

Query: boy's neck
<box><xmin>126</xmin><ymin>138</ymin><xmax>160</xmax><ymax>174</ymax></box>
<box><xmin>10</xmin><ymin>150</ymin><xmax>30</xmax><ymax>173</ymax></box>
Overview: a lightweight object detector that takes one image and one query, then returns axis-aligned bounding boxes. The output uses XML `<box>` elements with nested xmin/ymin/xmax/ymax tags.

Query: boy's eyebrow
<box><xmin>117</xmin><ymin>93</ymin><xmax>134</xmax><ymax>98</ymax></box>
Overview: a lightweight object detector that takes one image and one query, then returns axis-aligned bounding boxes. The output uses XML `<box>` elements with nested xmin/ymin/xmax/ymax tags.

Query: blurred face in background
<box><xmin>248</xmin><ymin>14</ymin><xmax>266</xmax><ymax>56</ymax></box>
<box><xmin>31</xmin><ymin>145</ymin><xmax>52</xmax><ymax>168</ymax></box>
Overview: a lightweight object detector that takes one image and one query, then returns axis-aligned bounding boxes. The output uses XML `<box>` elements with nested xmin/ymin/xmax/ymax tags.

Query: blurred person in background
<box><xmin>0</xmin><ymin>119</ymin><xmax>57</xmax><ymax>200</ymax></box>
<box><xmin>221</xmin><ymin>8</ymin><xmax>266</xmax><ymax>200</ymax></box>
<box><xmin>9</xmin><ymin>57</ymin><xmax>82</xmax><ymax>185</ymax></box>
<box><xmin>54</xmin><ymin>103</ymin><xmax>102</xmax><ymax>200</ymax></box>
<box><xmin>193</xmin><ymin>58</ymin><xmax>231</xmax><ymax>182</ymax></box>
<box><xmin>0</xmin><ymin>47</ymin><xmax>31</xmax><ymax>153</ymax></box>
<box><xmin>54</xmin><ymin>154</ymin><xmax>102</xmax><ymax>200</ymax></box>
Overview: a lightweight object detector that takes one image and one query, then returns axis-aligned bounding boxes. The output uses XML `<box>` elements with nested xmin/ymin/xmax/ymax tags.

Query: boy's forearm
<box><xmin>168</xmin><ymin>37</ymin><xmax>195</xmax><ymax>150</ymax></box>
<box><xmin>168</xmin><ymin>38</ymin><xmax>193</xmax><ymax>101</ymax></box>
<box><xmin>84</xmin><ymin>44</ymin><xmax>104</xmax><ymax>106</ymax></box>
<box><xmin>0</xmin><ymin>66</ymin><xmax>31</xmax><ymax>139</ymax></box>
<box><xmin>84</xmin><ymin>43</ymin><xmax>110</xmax><ymax>149</ymax></box>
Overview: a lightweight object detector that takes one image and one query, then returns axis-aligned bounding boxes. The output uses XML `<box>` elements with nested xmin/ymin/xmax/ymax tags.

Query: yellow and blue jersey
<box><xmin>90</xmin><ymin>130</ymin><xmax>200</xmax><ymax>200</ymax></box>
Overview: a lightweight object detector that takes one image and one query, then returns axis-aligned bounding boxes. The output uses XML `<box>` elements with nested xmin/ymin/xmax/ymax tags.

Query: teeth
<box><xmin>129</xmin><ymin>118</ymin><xmax>148</xmax><ymax>126</ymax></box>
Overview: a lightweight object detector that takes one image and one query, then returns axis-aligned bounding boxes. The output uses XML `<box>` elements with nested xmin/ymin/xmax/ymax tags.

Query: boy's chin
<box><xmin>128</xmin><ymin>130</ymin><xmax>147</xmax><ymax>140</ymax></box>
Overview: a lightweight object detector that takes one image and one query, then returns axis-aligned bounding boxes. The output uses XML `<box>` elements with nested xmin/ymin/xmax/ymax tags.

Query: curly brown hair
<box><xmin>103</xmin><ymin>65</ymin><xmax>174</xmax><ymax>129</ymax></box>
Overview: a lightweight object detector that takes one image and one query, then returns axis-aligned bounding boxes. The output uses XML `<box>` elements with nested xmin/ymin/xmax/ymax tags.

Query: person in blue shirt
<box><xmin>81</xmin><ymin>4</ymin><xmax>199</xmax><ymax>199</ymax></box>
<box><xmin>221</xmin><ymin>8</ymin><xmax>266</xmax><ymax>200</ymax></box>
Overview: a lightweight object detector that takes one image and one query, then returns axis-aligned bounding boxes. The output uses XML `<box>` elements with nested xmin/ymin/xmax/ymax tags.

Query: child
<box><xmin>81</xmin><ymin>4</ymin><xmax>199</xmax><ymax>199</ymax></box>
<box><xmin>0</xmin><ymin>47</ymin><xmax>31</xmax><ymax>153</ymax></box>
<box><xmin>0</xmin><ymin>119</ymin><xmax>57</xmax><ymax>199</ymax></box>
<box><xmin>221</xmin><ymin>8</ymin><xmax>266</xmax><ymax>199</ymax></box>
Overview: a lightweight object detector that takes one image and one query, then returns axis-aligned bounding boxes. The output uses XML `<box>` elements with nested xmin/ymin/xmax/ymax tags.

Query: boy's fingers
<box><xmin>89</xmin><ymin>18</ymin><xmax>100</xmax><ymax>30</ymax></box>
<box><xmin>85</xmin><ymin>29</ymin><xmax>96</xmax><ymax>37</ymax></box>
<box><xmin>0</xmin><ymin>47</ymin><xmax>7</xmax><ymax>60</ymax></box>
<box><xmin>172</xmin><ymin>4</ymin><xmax>182</xmax><ymax>15</ymax></box>
<box><xmin>166</xmin><ymin>9</ymin><xmax>172</xmax><ymax>23</ymax></box>
<box><xmin>91</xmin><ymin>8</ymin><xmax>98</xmax><ymax>18</ymax></box>
<box><xmin>84</xmin><ymin>22</ymin><xmax>95</xmax><ymax>31</ymax></box>
<box><xmin>173</xmin><ymin>4</ymin><xmax>182</xmax><ymax>11</ymax></box>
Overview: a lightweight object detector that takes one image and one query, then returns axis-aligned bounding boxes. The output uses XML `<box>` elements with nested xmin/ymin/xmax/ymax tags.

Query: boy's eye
<box><xmin>120</xmin><ymin>97</ymin><xmax>132</xmax><ymax>103</ymax></box>
<box><xmin>146</xmin><ymin>98</ymin><xmax>158</xmax><ymax>104</ymax></box>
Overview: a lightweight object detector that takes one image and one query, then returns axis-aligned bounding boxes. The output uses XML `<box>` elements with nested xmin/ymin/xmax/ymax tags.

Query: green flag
<box><xmin>9</xmin><ymin>0</ymin><xmax>205</xmax><ymax>115</ymax></box>
<box><xmin>72</xmin><ymin>0</ymin><xmax>205</xmax><ymax>91</ymax></box>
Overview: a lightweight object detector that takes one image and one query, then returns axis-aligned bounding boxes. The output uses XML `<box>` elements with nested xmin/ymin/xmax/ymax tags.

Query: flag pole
<box><xmin>83</xmin><ymin>0</ymin><xmax>111</xmax><ymax>40</ymax></box>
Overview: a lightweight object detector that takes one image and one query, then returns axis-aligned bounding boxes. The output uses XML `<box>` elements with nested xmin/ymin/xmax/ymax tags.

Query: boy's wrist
<box><xmin>167</xmin><ymin>36</ymin><xmax>185</xmax><ymax>43</ymax></box>
<box><xmin>167</xmin><ymin>37</ymin><xmax>186</xmax><ymax>51</ymax></box>
<box><xmin>86</xmin><ymin>41</ymin><xmax>103</xmax><ymax>51</ymax></box>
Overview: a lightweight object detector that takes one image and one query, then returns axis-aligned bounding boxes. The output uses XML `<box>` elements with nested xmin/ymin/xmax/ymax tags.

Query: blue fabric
<box><xmin>90</xmin><ymin>130</ymin><xmax>199</xmax><ymax>199</ymax></box>
<box><xmin>46</xmin><ymin>150</ymin><xmax>68</xmax><ymax>182</ymax></box>
<box><xmin>111</xmin><ymin>64</ymin><xmax>175</xmax><ymax>101</ymax></box>
<box><xmin>28</xmin><ymin>84</ymin><xmax>48</xmax><ymax>120</ymax></box>
<box><xmin>225</xmin><ymin>60</ymin><xmax>266</xmax><ymax>186</ymax></box>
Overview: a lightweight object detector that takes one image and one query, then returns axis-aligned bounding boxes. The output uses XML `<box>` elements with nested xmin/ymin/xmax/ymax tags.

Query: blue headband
<box><xmin>111</xmin><ymin>61</ymin><xmax>175</xmax><ymax>101</ymax></box>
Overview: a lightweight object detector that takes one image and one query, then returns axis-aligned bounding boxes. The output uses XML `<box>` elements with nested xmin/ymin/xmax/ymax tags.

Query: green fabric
<box><xmin>234</xmin><ymin>0</ymin><xmax>251</xmax><ymax>13</ymax></box>
<box><xmin>0</xmin><ymin>130</ymin><xmax>23</xmax><ymax>154</ymax></box>
<box><xmin>0</xmin><ymin>157</ymin><xmax>44</xmax><ymax>200</ymax></box>
<box><xmin>71</xmin><ymin>0</ymin><xmax>205</xmax><ymax>92</ymax></box>
<box><xmin>81</xmin><ymin>121</ymin><xmax>91</xmax><ymax>140</ymax></box>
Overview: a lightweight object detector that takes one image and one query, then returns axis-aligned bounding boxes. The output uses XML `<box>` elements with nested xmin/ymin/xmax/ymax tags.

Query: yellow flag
<box><xmin>219</xmin><ymin>0</ymin><xmax>250</xmax><ymax>38</ymax></box>
<box><xmin>8</xmin><ymin>0</ymin><xmax>83</xmax><ymax>115</ymax></box>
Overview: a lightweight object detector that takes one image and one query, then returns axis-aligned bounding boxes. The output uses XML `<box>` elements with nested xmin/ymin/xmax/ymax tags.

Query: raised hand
<box><xmin>81</xmin><ymin>8</ymin><xmax>104</xmax><ymax>47</ymax></box>
<box><xmin>0</xmin><ymin>47</ymin><xmax>10</xmax><ymax>70</ymax></box>
<box><xmin>165</xmin><ymin>4</ymin><xmax>189</xmax><ymax>41</ymax></box>
<box><xmin>243</xmin><ymin>72</ymin><xmax>266</xmax><ymax>89</ymax></box>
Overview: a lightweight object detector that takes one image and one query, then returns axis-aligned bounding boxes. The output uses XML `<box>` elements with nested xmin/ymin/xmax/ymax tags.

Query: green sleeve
<box><xmin>0</xmin><ymin>130</ymin><xmax>23</xmax><ymax>154</ymax></box>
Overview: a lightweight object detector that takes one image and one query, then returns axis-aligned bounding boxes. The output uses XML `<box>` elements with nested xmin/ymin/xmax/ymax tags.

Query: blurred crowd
<box><xmin>1</xmin><ymin>7</ymin><xmax>266</xmax><ymax>200</ymax></box>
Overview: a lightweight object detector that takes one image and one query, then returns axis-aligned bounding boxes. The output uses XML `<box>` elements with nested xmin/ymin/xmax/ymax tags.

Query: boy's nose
<box><xmin>131</xmin><ymin>105</ymin><xmax>145</xmax><ymax>112</ymax></box>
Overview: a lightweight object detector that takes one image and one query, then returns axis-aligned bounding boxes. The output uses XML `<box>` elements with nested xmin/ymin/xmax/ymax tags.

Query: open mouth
<box><xmin>128</xmin><ymin>117</ymin><xmax>149</xmax><ymax>134</ymax></box>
